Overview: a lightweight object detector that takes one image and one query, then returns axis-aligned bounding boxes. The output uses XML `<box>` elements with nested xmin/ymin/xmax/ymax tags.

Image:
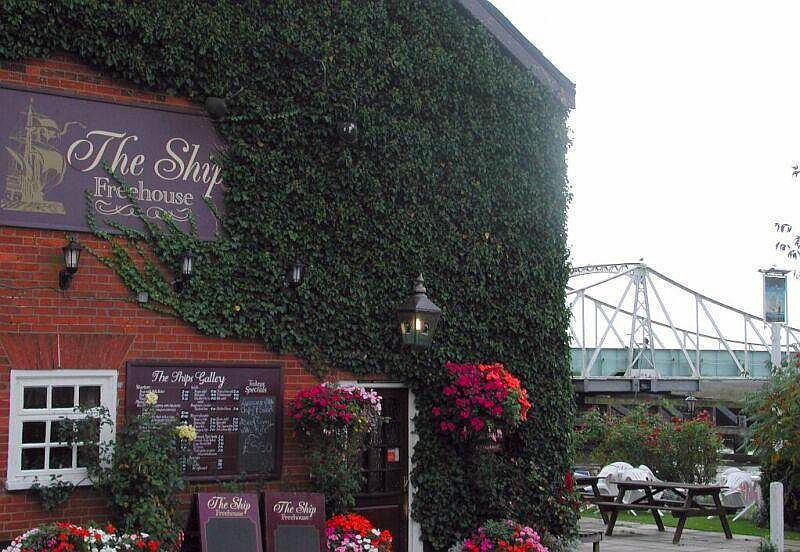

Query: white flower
<box><xmin>145</xmin><ymin>391</ymin><xmax>159</xmax><ymax>406</ymax></box>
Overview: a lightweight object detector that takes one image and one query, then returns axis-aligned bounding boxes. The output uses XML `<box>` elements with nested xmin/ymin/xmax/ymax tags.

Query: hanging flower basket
<box><xmin>432</xmin><ymin>362</ymin><xmax>531</xmax><ymax>446</ymax></box>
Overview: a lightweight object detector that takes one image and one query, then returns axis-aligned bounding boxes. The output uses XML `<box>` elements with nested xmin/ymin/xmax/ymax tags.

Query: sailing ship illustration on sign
<box><xmin>2</xmin><ymin>99</ymin><xmax>83</xmax><ymax>214</ymax></box>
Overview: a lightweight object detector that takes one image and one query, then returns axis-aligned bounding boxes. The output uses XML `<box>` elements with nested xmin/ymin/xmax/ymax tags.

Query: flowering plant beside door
<box><xmin>432</xmin><ymin>362</ymin><xmax>531</xmax><ymax>443</ymax></box>
<box><xmin>325</xmin><ymin>513</ymin><xmax>393</xmax><ymax>551</ymax></box>
<box><xmin>449</xmin><ymin>520</ymin><xmax>548</xmax><ymax>552</ymax></box>
<box><xmin>290</xmin><ymin>383</ymin><xmax>383</xmax><ymax>515</ymax></box>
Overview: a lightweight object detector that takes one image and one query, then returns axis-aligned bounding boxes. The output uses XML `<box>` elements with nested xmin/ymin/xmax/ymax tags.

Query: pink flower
<box><xmin>431</xmin><ymin>407</ymin><xmax>442</xmax><ymax>417</ymax></box>
<box><xmin>470</xmin><ymin>418</ymin><xmax>485</xmax><ymax>432</ymax></box>
<box><xmin>443</xmin><ymin>386</ymin><xmax>457</xmax><ymax>397</ymax></box>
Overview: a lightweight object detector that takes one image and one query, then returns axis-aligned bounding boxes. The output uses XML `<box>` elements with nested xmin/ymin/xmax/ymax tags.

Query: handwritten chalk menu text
<box><xmin>198</xmin><ymin>493</ymin><xmax>263</xmax><ymax>552</ymax></box>
<box><xmin>264</xmin><ymin>492</ymin><xmax>326</xmax><ymax>552</ymax></box>
<box><xmin>125</xmin><ymin>362</ymin><xmax>282</xmax><ymax>480</ymax></box>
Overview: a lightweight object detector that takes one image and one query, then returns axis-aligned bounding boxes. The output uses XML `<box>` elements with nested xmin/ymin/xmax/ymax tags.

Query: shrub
<box><xmin>745</xmin><ymin>363</ymin><xmax>800</xmax><ymax>528</ymax></box>
<box><xmin>54</xmin><ymin>392</ymin><xmax>195</xmax><ymax>547</ymax></box>
<box><xmin>578</xmin><ymin>405</ymin><xmax>721</xmax><ymax>483</ymax></box>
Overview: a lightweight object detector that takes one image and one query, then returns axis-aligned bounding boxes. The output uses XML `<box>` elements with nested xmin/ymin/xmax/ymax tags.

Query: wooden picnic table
<box><xmin>594</xmin><ymin>479</ymin><xmax>736</xmax><ymax>544</ymax></box>
<box><xmin>575</xmin><ymin>475</ymin><xmax>609</xmax><ymax>523</ymax></box>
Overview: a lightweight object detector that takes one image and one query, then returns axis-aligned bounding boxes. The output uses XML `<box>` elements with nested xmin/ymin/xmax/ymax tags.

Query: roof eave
<box><xmin>456</xmin><ymin>0</ymin><xmax>576</xmax><ymax>109</ymax></box>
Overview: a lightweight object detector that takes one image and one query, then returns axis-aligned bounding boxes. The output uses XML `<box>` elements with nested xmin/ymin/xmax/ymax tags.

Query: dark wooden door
<box><xmin>355</xmin><ymin>387</ymin><xmax>409</xmax><ymax>552</ymax></box>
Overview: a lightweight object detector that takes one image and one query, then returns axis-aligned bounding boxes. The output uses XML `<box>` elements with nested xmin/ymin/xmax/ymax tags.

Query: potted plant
<box><xmin>325</xmin><ymin>513</ymin><xmax>393</xmax><ymax>551</ymax></box>
<box><xmin>450</xmin><ymin>519</ymin><xmax>548</xmax><ymax>552</ymax></box>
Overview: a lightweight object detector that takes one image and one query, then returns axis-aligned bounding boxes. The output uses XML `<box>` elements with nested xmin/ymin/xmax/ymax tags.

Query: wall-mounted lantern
<box><xmin>396</xmin><ymin>274</ymin><xmax>442</xmax><ymax>348</ymax></box>
<box><xmin>137</xmin><ymin>291</ymin><xmax>149</xmax><ymax>304</ymax></box>
<box><xmin>205</xmin><ymin>97</ymin><xmax>228</xmax><ymax>120</ymax></box>
<box><xmin>174</xmin><ymin>251</ymin><xmax>195</xmax><ymax>292</ymax></box>
<box><xmin>285</xmin><ymin>261</ymin><xmax>305</xmax><ymax>288</ymax></box>
<box><xmin>58</xmin><ymin>236</ymin><xmax>82</xmax><ymax>290</ymax></box>
<box><xmin>335</xmin><ymin>121</ymin><xmax>358</xmax><ymax>144</ymax></box>
<box><xmin>205</xmin><ymin>88</ymin><xmax>243</xmax><ymax>121</ymax></box>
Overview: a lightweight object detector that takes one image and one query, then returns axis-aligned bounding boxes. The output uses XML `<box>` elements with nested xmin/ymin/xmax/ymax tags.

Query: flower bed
<box><xmin>450</xmin><ymin>520</ymin><xmax>548</xmax><ymax>552</ymax></box>
<box><xmin>433</xmin><ymin>362</ymin><xmax>531</xmax><ymax>442</ymax></box>
<box><xmin>326</xmin><ymin>513</ymin><xmax>392</xmax><ymax>551</ymax></box>
<box><xmin>3</xmin><ymin>523</ymin><xmax>161</xmax><ymax>552</ymax></box>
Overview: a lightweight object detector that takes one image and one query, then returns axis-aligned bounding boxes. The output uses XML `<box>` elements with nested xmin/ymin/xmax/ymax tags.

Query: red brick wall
<box><xmin>0</xmin><ymin>57</ymin><xmax>329</xmax><ymax>540</ymax></box>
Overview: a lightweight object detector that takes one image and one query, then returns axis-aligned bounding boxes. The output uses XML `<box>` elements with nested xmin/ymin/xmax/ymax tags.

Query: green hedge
<box><xmin>0</xmin><ymin>1</ymin><xmax>574</xmax><ymax>548</ymax></box>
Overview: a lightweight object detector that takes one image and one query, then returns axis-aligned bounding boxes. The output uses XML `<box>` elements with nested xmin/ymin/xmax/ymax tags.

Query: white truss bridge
<box><xmin>568</xmin><ymin>263</ymin><xmax>800</xmax><ymax>394</ymax></box>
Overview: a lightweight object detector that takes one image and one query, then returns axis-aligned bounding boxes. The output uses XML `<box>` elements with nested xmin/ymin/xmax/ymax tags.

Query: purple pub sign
<box><xmin>263</xmin><ymin>492</ymin><xmax>326</xmax><ymax>552</ymax></box>
<box><xmin>0</xmin><ymin>85</ymin><xmax>224</xmax><ymax>240</ymax></box>
<box><xmin>197</xmin><ymin>492</ymin><xmax>263</xmax><ymax>552</ymax></box>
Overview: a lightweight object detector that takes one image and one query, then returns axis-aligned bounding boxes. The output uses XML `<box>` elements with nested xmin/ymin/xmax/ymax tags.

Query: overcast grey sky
<box><xmin>491</xmin><ymin>0</ymin><xmax>800</xmax><ymax>327</ymax></box>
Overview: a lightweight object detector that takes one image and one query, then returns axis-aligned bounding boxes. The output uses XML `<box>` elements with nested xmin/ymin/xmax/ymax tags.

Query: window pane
<box><xmin>77</xmin><ymin>445</ymin><xmax>97</xmax><ymax>468</ymax></box>
<box><xmin>49</xmin><ymin>447</ymin><xmax>73</xmax><ymax>469</ymax></box>
<box><xmin>21</xmin><ymin>448</ymin><xmax>45</xmax><ymax>470</ymax></box>
<box><xmin>52</xmin><ymin>387</ymin><xmax>75</xmax><ymax>408</ymax></box>
<box><xmin>50</xmin><ymin>420</ymin><xmax>72</xmax><ymax>444</ymax></box>
<box><xmin>21</xmin><ymin>422</ymin><xmax>46</xmax><ymax>444</ymax></box>
<box><xmin>23</xmin><ymin>387</ymin><xmax>47</xmax><ymax>409</ymax></box>
<box><xmin>78</xmin><ymin>386</ymin><xmax>101</xmax><ymax>408</ymax></box>
<box><xmin>76</xmin><ymin>418</ymin><xmax>100</xmax><ymax>443</ymax></box>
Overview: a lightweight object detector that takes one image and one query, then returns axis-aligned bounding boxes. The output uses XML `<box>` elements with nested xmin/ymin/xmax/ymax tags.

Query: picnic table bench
<box><xmin>589</xmin><ymin>479</ymin><xmax>737</xmax><ymax>544</ymax></box>
<box><xmin>579</xmin><ymin>530</ymin><xmax>603</xmax><ymax>552</ymax></box>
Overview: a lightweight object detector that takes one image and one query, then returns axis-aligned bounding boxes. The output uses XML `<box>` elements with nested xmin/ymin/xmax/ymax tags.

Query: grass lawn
<box><xmin>582</xmin><ymin>508</ymin><xmax>800</xmax><ymax>540</ymax></box>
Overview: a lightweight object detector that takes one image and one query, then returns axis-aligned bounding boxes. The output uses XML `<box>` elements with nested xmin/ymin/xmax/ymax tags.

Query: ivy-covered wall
<box><xmin>0</xmin><ymin>0</ymin><xmax>574</xmax><ymax>548</ymax></box>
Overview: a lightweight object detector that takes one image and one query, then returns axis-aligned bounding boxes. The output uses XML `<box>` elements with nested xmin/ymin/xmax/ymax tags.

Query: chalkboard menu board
<box><xmin>126</xmin><ymin>362</ymin><xmax>282</xmax><ymax>480</ymax></box>
<box><xmin>263</xmin><ymin>492</ymin><xmax>326</xmax><ymax>552</ymax></box>
<box><xmin>197</xmin><ymin>493</ymin><xmax>263</xmax><ymax>552</ymax></box>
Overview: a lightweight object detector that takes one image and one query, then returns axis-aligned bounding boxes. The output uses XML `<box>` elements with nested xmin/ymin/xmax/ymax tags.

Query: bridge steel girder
<box><xmin>568</xmin><ymin>262</ymin><xmax>800</xmax><ymax>381</ymax></box>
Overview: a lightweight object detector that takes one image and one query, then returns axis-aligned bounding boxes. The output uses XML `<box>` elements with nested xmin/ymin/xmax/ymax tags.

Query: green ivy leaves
<box><xmin>1</xmin><ymin>0</ymin><xmax>574</xmax><ymax>547</ymax></box>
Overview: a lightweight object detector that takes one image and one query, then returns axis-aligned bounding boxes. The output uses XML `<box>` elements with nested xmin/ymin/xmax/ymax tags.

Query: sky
<box><xmin>490</xmin><ymin>0</ymin><xmax>800</xmax><ymax>330</ymax></box>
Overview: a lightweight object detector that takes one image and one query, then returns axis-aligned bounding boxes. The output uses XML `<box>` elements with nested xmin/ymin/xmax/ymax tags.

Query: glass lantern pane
<box><xmin>21</xmin><ymin>448</ymin><xmax>45</xmax><ymax>470</ymax></box>
<box><xmin>52</xmin><ymin>387</ymin><xmax>75</xmax><ymax>408</ymax></box>
<box><xmin>23</xmin><ymin>387</ymin><xmax>47</xmax><ymax>409</ymax></box>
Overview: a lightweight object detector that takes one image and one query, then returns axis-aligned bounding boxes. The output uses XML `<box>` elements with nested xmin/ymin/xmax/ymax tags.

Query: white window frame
<box><xmin>6</xmin><ymin>369</ymin><xmax>117</xmax><ymax>491</ymax></box>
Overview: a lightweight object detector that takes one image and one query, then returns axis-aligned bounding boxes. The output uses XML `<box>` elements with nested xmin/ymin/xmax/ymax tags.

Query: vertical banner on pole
<box><xmin>763</xmin><ymin>272</ymin><xmax>788</xmax><ymax>324</ymax></box>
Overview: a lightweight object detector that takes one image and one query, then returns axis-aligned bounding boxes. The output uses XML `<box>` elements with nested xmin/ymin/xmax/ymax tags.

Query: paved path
<box><xmin>579</xmin><ymin>517</ymin><xmax>800</xmax><ymax>551</ymax></box>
